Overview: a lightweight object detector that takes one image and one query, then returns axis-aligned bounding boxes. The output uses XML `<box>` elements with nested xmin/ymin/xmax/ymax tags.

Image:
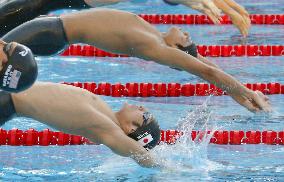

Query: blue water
<box><xmin>1</xmin><ymin>0</ymin><xmax>284</xmax><ymax>181</ymax></box>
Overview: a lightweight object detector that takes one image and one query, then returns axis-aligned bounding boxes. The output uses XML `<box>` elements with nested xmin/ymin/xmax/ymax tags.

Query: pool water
<box><xmin>1</xmin><ymin>0</ymin><xmax>284</xmax><ymax>181</ymax></box>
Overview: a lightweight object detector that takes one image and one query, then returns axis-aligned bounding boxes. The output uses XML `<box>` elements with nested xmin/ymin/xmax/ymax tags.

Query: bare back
<box><xmin>61</xmin><ymin>9</ymin><xmax>164</xmax><ymax>56</ymax></box>
<box><xmin>11</xmin><ymin>82</ymin><xmax>120</xmax><ymax>139</ymax></box>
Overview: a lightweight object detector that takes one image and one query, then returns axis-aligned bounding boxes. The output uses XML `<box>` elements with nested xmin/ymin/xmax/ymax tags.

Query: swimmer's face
<box><xmin>166</xmin><ymin>26</ymin><xmax>192</xmax><ymax>47</ymax></box>
<box><xmin>119</xmin><ymin>103</ymin><xmax>153</xmax><ymax>134</ymax></box>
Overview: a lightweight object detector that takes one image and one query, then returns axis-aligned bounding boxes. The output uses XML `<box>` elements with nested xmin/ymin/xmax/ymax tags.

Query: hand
<box><xmin>213</xmin><ymin>0</ymin><xmax>251</xmax><ymax>37</ymax></box>
<box><xmin>223</xmin><ymin>0</ymin><xmax>249</xmax><ymax>17</ymax></box>
<box><xmin>231</xmin><ymin>90</ymin><xmax>272</xmax><ymax>113</ymax></box>
<box><xmin>172</xmin><ymin>0</ymin><xmax>222</xmax><ymax>24</ymax></box>
<box><xmin>228</xmin><ymin>11</ymin><xmax>250</xmax><ymax>37</ymax></box>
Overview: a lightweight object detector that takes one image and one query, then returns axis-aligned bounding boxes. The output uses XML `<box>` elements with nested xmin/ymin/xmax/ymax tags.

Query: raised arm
<box><xmin>221</xmin><ymin>0</ymin><xmax>249</xmax><ymax>16</ymax></box>
<box><xmin>164</xmin><ymin>0</ymin><xmax>251</xmax><ymax>37</ymax></box>
<box><xmin>212</xmin><ymin>0</ymin><xmax>251</xmax><ymax>37</ymax></box>
<box><xmin>139</xmin><ymin>44</ymin><xmax>271</xmax><ymax>112</ymax></box>
<box><xmin>163</xmin><ymin>0</ymin><xmax>222</xmax><ymax>24</ymax></box>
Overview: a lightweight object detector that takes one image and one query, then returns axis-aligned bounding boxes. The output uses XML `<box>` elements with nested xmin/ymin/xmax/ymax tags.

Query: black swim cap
<box><xmin>128</xmin><ymin>112</ymin><xmax>161</xmax><ymax>150</ymax></box>
<box><xmin>177</xmin><ymin>43</ymin><xmax>198</xmax><ymax>58</ymax></box>
<box><xmin>0</xmin><ymin>43</ymin><xmax>37</xmax><ymax>92</ymax></box>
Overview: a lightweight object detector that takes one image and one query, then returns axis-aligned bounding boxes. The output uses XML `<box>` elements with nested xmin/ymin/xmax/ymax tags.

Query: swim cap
<box><xmin>0</xmin><ymin>42</ymin><xmax>38</xmax><ymax>92</ymax></box>
<box><xmin>177</xmin><ymin>43</ymin><xmax>198</xmax><ymax>58</ymax></box>
<box><xmin>128</xmin><ymin>112</ymin><xmax>161</xmax><ymax>150</ymax></box>
<box><xmin>163</xmin><ymin>0</ymin><xmax>179</xmax><ymax>5</ymax></box>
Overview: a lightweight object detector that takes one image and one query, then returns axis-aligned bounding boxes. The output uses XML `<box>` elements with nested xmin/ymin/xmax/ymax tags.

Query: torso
<box><xmin>61</xmin><ymin>8</ymin><xmax>164</xmax><ymax>56</ymax></box>
<box><xmin>12</xmin><ymin>82</ymin><xmax>119</xmax><ymax>137</ymax></box>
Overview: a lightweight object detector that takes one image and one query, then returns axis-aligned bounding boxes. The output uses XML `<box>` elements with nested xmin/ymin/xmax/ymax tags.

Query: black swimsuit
<box><xmin>2</xmin><ymin>16</ymin><xmax>68</xmax><ymax>56</ymax></box>
<box><xmin>0</xmin><ymin>0</ymin><xmax>90</xmax><ymax>37</ymax></box>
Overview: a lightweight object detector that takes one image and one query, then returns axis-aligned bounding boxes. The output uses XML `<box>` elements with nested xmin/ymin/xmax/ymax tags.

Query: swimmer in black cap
<box><xmin>0</xmin><ymin>0</ymin><xmax>250</xmax><ymax>37</ymax></box>
<box><xmin>0</xmin><ymin>41</ymin><xmax>37</xmax><ymax>93</ymax></box>
<box><xmin>2</xmin><ymin>9</ymin><xmax>270</xmax><ymax>112</ymax></box>
<box><xmin>0</xmin><ymin>82</ymin><xmax>160</xmax><ymax>167</ymax></box>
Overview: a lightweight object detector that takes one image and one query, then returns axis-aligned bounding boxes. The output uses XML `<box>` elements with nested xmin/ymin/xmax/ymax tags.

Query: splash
<box><xmin>152</xmin><ymin>97</ymin><xmax>222</xmax><ymax>174</ymax></box>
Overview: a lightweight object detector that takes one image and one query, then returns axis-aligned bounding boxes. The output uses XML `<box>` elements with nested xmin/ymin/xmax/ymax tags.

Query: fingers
<box><xmin>239</xmin><ymin>16</ymin><xmax>249</xmax><ymax>37</ymax></box>
<box><xmin>240</xmin><ymin>22</ymin><xmax>249</xmax><ymax>37</ymax></box>
<box><xmin>232</xmin><ymin>91</ymin><xmax>272</xmax><ymax>113</ymax></box>
<box><xmin>233</xmin><ymin>3</ymin><xmax>250</xmax><ymax>17</ymax></box>
<box><xmin>243</xmin><ymin>15</ymin><xmax>251</xmax><ymax>29</ymax></box>
<box><xmin>251</xmin><ymin>91</ymin><xmax>272</xmax><ymax>112</ymax></box>
<box><xmin>238</xmin><ymin>7</ymin><xmax>249</xmax><ymax>17</ymax></box>
<box><xmin>228</xmin><ymin>2</ymin><xmax>251</xmax><ymax>36</ymax></box>
<box><xmin>212</xmin><ymin>0</ymin><xmax>250</xmax><ymax>36</ymax></box>
<box><xmin>190</xmin><ymin>1</ymin><xmax>221</xmax><ymax>24</ymax></box>
<box><xmin>236</xmin><ymin>20</ymin><xmax>248</xmax><ymax>37</ymax></box>
<box><xmin>231</xmin><ymin>12</ymin><xmax>249</xmax><ymax>37</ymax></box>
<box><xmin>231</xmin><ymin>93</ymin><xmax>259</xmax><ymax>113</ymax></box>
<box><xmin>240</xmin><ymin>13</ymin><xmax>251</xmax><ymax>30</ymax></box>
<box><xmin>242</xmin><ymin>99</ymin><xmax>260</xmax><ymax>113</ymax></box>
<box><xmin>203</xmin><ymin>8</ymin><xmax>221</xmax><ymax>24</ymax></box>
<box><xmin>203</xmin><ymin>0</ymin><xmax>222</xmax><ymax>19</ymax></box>
<box><xmin>223</xmin><ymin>0</ymin><xmax>250</xmax><ymax>17</ymax></box>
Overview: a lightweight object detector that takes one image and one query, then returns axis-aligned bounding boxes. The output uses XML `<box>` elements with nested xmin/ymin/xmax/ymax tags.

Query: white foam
<box><xmin>151</xmin><ymin>97</ymin><xmax>224</xmax><ymax>173</ymax></box>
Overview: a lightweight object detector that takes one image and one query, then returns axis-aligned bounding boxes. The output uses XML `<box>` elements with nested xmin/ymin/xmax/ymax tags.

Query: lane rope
<box><xmin>0</xmin><ymin>129</ymin><xmax>283</xmax><ymax>146</ymax></box>
<box><xmin>138</xmin><ymin>14</ymin><xmax>284</xmax><ymax>25</ymax></box>
<box><xmin>61</xmin><ymin>44</ymin><xmax>284</xmax><ymax>57</ymax></box>
<box><xmin>62</xmin><ymin>82</ymin><xmax>284</xmax><ymax>97</ymax></box>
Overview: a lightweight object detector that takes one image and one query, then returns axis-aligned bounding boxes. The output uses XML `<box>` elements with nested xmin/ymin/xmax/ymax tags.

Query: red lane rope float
<box><xmin>62</xmin><ymin>82</ymin><xmax>284</xmax><ymax>97</ymax></box>
<box><xmin>1</xmin><ymin>129</ymin><xmax>284</xmax><ymax>146</ymax></box>
<box><xmin>162</xmin><ymin>130</ymin><xmax>284</xmax><ymax>145</ymax></box>
<box><xmin>138</xmin><ymin>14</ymin><xmax>284</xmax><ymax>25</ymax></box>
<box><xmin>0</xmin><ymin>128</ymin><xmax>93</xmax><ymax>146</ymax></box>
<box><xmin>61</xmin><ymin>44</ymin><xmax>284</xmax><ymax>57</ymax></box>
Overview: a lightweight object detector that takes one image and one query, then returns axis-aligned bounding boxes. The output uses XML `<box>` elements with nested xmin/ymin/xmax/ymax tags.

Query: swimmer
<box><xmin>2</xmin><ymin>9</ymin><xmax>271</xmax><ymax>112</ymax></box>
<box><xmin>0</xmin><ymin>0</ymin><xmax>250</xmax><ymax>37</ymax></box>
<box><xmin>0</xmin><ymin>82</ymin><xmax>161</xmax><ymax>168</ymax></box>
<box><xmin>0</xmin><ymin>41</ymin><xmax>37</xmax><ymax>93</ymax></box>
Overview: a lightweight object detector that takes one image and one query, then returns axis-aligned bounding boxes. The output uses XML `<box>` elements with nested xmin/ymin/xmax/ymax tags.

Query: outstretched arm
<box><xmin>170</xmin><ymin>53</ymin><xmax>219</xmax><ymax>71</ymax></box>
<box><xmin>140</xmin><ymin>44</ymin><xmax>271</xmax><ymax>112</ymax></box>
<box><xmin>93</xmin><ymin>128</ymin><xmax>159</xmax><ymax>168</ymax></box>
<box><xmin>197</xmin><ymin>54</ymin><xmax>220</xmax><ymax>69</ymax></box>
